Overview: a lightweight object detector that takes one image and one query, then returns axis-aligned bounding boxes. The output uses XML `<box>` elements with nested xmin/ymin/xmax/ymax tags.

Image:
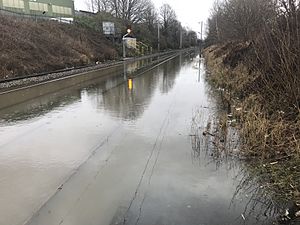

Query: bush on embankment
<box><xmin>205</xmin><ymin>42</ymin><xmax>300</xmax><ymax>158</ymax></box>
<box><xmin>204</xmin><ymin>0</ymin><xmax>299</xmax><ymax>204</ymax></box>
<box><xmin>205</xmin><ymin>41</ymin><xmax>300</xmax><ymax>204</ymax></box>
<box><xmin>0</xmin><ymin>15</ymin><xmax>118</xmax><ymax>79</ymax></box>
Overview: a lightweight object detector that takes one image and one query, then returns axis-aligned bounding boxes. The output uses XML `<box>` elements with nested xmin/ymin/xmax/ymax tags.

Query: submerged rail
<box><xmin>0</xmin><ymin>49</ymin><xmax>195</xmax><ymax>109</ymax></box>
<box><xmin>0</xmin><ymin>50</ymin><xmax>185</xmax><ymax>84</ymax></box>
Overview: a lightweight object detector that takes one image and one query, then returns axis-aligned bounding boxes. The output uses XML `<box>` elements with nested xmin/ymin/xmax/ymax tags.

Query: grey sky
<box><xmin>74</xmin><ymin>0</ymin><xmax>215</xmax><ymax>34</ymax></box>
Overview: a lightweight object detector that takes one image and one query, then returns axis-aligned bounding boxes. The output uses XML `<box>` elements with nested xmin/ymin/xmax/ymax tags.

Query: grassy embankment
<box><xmin>204</xmin><ymin>42</ymin><xmax>299</xmax><ymax>204</ymax></box>
<box><xmin>0</xmin><ymin>15</ymin><xmax>118</xmax><ymax>80</ymax></box>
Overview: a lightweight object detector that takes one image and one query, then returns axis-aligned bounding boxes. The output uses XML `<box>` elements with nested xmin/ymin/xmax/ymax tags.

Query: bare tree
<box><xmin>107</xmin><ymin>0</ymin><xmax>154</xmax><ymax>23</ymax></box>
<box><xmin>159</xmin><ymin>4</ymin><xmax>177</xmax><ymax>30</ymax></box>
<box><xmin>207</xmin><ymin>0</ymin><xmax>276</xmax><ymax>42</ymax></box>
<box><xmin>128</xmin><ymin>0</ymin><xmax>154</xmax><ymax>23</ymax></box>
<box><xmin>86</xmin><ymin>0</ymin><xmax>112</xmax><ymax>12</ymax></box>
<box><xmin>82</xmin><ymin>0</ymin><xmax>198</xmax><ymax>50</ymax></box>
<box><xmin>142</xmin><ymin>2</ymin><xmax>157</xmax><ymax>28</ymax></box>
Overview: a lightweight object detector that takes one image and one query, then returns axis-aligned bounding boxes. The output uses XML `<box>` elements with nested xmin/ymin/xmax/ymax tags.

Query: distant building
<box><xmin>75</xmin><ymin>10</ymin><xmax>96</xmax><ymax>17</ymax></box>
<box><xmin>0</xmin><ymin>0</ymin><xmax>75</xmax><ymax>17</ymax></box>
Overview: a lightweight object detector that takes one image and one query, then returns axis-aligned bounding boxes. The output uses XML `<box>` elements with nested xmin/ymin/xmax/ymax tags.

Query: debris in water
<box><xmin>241</xmin><ymin>214</ymin><xmax>246</xmax><ymax>220</ymax></box>
<box><xmin>279</xmin><ymin>202</ymin><xmax>300</xmax><ymax>222</ymax></box>
<box><xmin>202</xmin><ymin>131</ymin><xmax>215</xmax><ymax>137</ymax></box>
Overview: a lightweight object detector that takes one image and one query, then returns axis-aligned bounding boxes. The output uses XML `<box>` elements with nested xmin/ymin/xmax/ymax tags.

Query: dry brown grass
<box><xmin>0</xmin><ymin>15</ymin><xmax>118</xmax><ymax>79</ymax></box>
<box><xmin>204</xmin><ymin>44</ymin><xmax>299</xmax><ymax>159</ymax></box>
<box><xmin>204</xmin><ymin>43</ymin><xmax>300</xmax><ymax>203</ymax></box>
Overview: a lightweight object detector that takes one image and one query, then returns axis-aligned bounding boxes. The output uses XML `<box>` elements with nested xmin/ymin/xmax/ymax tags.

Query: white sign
<box><xmin>103</xmin><ymin>22</ymin><xmax>115</xmax><ymax>35</ymax></box>
<box><xmin>124</xmin><ymin>37</ymin><xmax>136</xmax><ymax>49</ymax></box>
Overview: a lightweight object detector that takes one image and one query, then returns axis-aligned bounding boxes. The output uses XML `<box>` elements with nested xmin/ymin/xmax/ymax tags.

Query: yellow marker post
<box><xmin>128</xmin><ymin>79</ymin><xmax>133</xmax><ymax>90</ymax></box>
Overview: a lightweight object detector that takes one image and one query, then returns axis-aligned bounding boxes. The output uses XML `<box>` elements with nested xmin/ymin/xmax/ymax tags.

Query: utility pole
<box><xmin>199</xmin><ymin>21</ymin><xmax>203</xmax><ymax>57</ymax></box>
<box><xmin>91</xmin><ymin>0</ymin><xmax>94</xmax><ymax>12</ymax></box>
<box><xmin>200</xmin><ymin>21</ymin><xmax>203</xmax><ymax>41</ymax></box>
<box><xmin>179</xmin><ymin>24</ymin><xmax>183</xmax><ymax>49</ymax></box>
<box><xmin>127</xmin><ymin>0</ymin><xmax>130</xmax><ymax>20</ymax></box>
<box><xmin>157</xmin><ymin>22</ymin><xmax>160</xmax><ymax>52</ymax></box>
<box><xmin>216</xmin><ymin>0</ymin><xmax>220</xmax><ymax>41</ymax></box>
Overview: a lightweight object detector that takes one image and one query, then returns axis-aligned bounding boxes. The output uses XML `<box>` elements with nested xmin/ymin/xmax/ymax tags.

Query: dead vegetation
<box><xmin>202</xmin><ymin>4</ymin><xmax>300</xmax><ymax>222</ymax></box>
<box><xmin>204</xmin><ymin>0</ymin><xmax>300</xmax><ymax>209</ymax></box>
<box><xmin>204</xmin><ymin>42</ymin><xmax>300</xmax><ymax>205</ymax></box>
<box><xmin>0</xmin><ymin>15</ymin><xmax>118</xmax><ymax>79</ymax></box>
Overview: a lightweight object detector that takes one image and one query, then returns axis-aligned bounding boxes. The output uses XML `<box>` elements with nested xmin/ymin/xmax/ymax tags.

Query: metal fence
<box><xmin>0</xmin><ymin>7</ymin><xmax>73</xmax><ymax>24</ymax></box>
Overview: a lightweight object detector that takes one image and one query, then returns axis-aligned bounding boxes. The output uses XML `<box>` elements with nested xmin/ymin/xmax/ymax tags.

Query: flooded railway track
<box><xmin>0</xmin><ymin>50</ymin><xmax>186</xmax><ymax>109</ymax></box>
<box><xmin>0</xmin><ymin>50</ymin><xmax>278</xmax><ymax>225</ymax></box>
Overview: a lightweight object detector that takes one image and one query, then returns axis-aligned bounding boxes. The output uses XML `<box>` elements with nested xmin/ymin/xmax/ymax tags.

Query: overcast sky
<box><xmin>74</xmin><ymin>0</ymin><xmax>215</xmax><ymax>34</ymax></box>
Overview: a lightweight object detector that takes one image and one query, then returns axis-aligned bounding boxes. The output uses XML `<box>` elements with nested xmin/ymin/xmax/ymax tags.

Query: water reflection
<box><xmin>0</xmin><ymin>51</ymin><xmax>284</xmax><ymax>225</ymax></box>
<box><xmin>190</xmin><ymin>108</ymin><xmax>279</xmax><ymax>224</ymax></box>
<box><xmin>0</xmin><ymin>89</ymin><xmax>81</xmax><ymax>126</ymax></box>
<box><xmin>160</xmin><ymin>59</ymin><xmax>181</xmax><ymax>94</ymax></box>
<box><xmin>97</xmin><ymin>56</ymin><xmax>182</xmax><ymax>121</ymax></box>
<box><xmin>0</xmin><ymin>73</ymin><xmax>124</xmax><ymax>125</ymax></box>
<box><xmin>0</xmin><ymin>51</ymin><xmax>207</xmax><ymax>225</ymax></box>
<box><xmin>189</xmin><ymin>65</ymin><xmax>282</xmax><ymax>224</ymax></box>
<box><xmin>128</xmin><ymin>79</ymin><xmax>133</xmax><ymax>90</ymax></box>
<box><xmin>0</xmin><ymin>55</ymin><xmax>186</xmax><ymax>125</ymax></box>
<box><xmin>76</xmin><ymin>54</ymin><xmax>185</xmax><ymax>121</ymax></box>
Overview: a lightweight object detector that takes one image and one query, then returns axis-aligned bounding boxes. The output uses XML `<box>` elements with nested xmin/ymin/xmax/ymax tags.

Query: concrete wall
<box><xmin>0</xmin><ymin>65</ymin><xmax>125</xmax><ymax>109</ymax></box>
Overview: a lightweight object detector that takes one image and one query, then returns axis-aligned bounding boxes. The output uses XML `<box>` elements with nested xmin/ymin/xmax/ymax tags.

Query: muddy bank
<box><xmin>203</xmin><ymin>43</ymin><xmax>300</xmax><ymax>223</ymax></box>
<box><xmin>0</xmin><ymin>15</ymin><xmax>118</xmax><ymax>80</ymax></box>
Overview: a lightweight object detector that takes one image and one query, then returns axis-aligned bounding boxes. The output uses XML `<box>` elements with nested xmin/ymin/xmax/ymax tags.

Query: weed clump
<box><xmin>204</xmin><ymin>42</ymin><xmax>300</xmax><ymax>206</ymax></box>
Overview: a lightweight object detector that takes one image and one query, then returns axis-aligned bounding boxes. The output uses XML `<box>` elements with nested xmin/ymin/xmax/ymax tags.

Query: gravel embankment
<box><xmin>0</xmin><ymin>51</ymin><xmax>181</xmax><ymax>92</ymax></box>
<box><xmin>0</xmin><ymin>61</ymin><xmax>122</xmax><ymax>91</ymax></box>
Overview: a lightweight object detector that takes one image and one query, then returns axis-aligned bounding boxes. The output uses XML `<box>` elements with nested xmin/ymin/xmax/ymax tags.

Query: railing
<box><xmin>136</xmin><ymin>41</ymin><xmax>152</xmax><ymax>56</ymax></box>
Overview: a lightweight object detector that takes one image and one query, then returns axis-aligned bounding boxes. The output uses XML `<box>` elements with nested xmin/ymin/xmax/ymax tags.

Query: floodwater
<box><xmin>0</xmin><ymin>53</ymin><xmax>273</xmax><ymax>225</ymax></box>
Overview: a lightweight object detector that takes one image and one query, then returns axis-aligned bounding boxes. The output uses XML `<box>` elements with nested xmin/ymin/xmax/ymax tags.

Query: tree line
<box><xmin>206</xmin><ymin>0</ymin><xmax>300</xmax><ymax>116</ymax></box>
<box><xmin>78</xmin><ymin>0</ymin><xmax>198</xmax><ymax>50</ymax></box>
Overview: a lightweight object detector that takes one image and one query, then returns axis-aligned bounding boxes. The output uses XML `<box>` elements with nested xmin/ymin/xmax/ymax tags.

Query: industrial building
<box><xmin>0</xmin><ymin>0</ymin><xmax>74</xmax><ymax>17</ymax></box>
